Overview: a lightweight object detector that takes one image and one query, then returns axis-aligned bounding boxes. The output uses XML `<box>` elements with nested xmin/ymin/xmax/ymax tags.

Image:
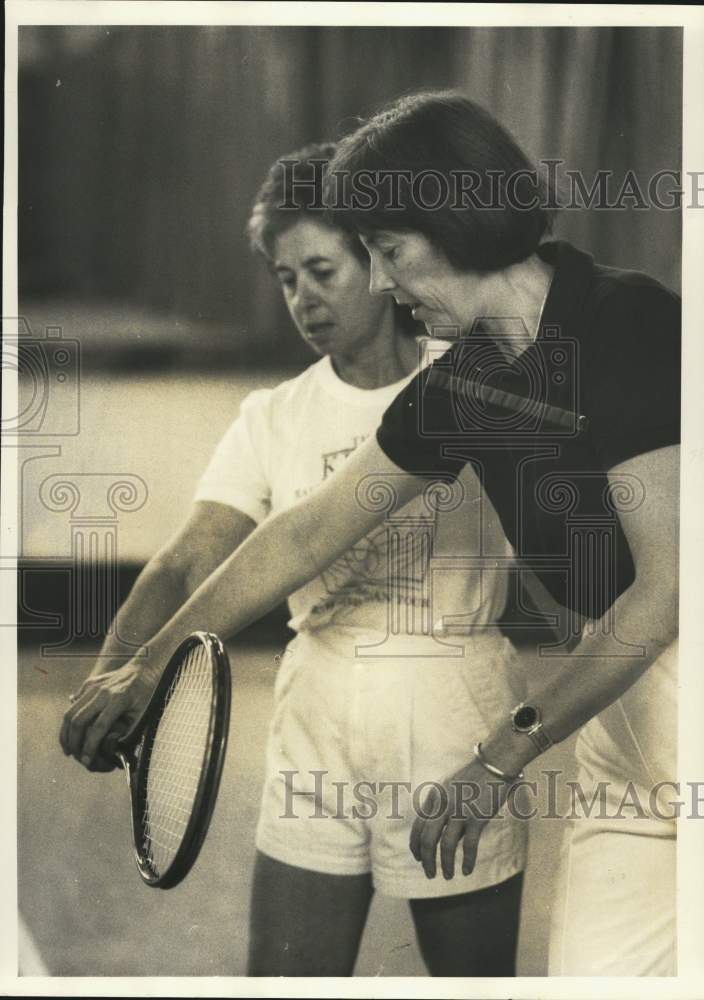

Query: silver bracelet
<box><xmin>473</xmin><ymin>742</ymin><xmax>524</xmax><ymax>783</ymax></box>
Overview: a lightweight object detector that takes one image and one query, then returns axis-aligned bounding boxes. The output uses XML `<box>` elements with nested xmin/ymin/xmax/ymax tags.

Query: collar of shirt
<box><xmin>469</xmin><ymin>240</ymin><xmax>594</xmax><ymax>366</ymax></box>
<box><xmin>536</xmin><ymin>240</ymin><xmax>595</xmax><ymax>344</ymax></box>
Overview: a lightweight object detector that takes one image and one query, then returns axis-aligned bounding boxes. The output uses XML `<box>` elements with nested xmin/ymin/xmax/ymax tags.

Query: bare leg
<box><xmin>409</xmin><ymin>872</ymin><xmax>524</xmax><ymax>976</ymax></box>
<box><xmin>247</xmin><ymin>851</ymin><xmax>374</xmax><ymax>976</ymax></box>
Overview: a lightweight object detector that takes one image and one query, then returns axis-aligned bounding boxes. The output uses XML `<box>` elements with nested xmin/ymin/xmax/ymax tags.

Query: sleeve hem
<box><xmin>598</xmin><ymin>423</ymin><xmax>680</xmax><ymax>471</ymax></box>
<box><xmin>192</xmin><ymin>489</ymin><xmax>267</xmax><ymax>525</ymax></box>
<box><xmin>375</xmin><ymin>424</ymin><xmax>418</xmax><ymax>474</ymax></box>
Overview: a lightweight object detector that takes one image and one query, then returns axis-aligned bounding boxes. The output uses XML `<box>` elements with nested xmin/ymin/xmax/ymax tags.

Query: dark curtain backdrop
<box><xmin>19</xmin><ymin>26</ymin><xmax>682</xmax><ymax>367</ymax></box>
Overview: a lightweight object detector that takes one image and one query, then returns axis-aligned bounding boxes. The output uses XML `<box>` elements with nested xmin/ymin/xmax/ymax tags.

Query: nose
<box><xmin>368</xmin><ymin>253</ymin><xmax>397</xmax><ymax>296</ymax></box>
<box><xmin>292</xmin><ymin>273</ymin><xmax>321</xmax><ymax>313</ymax></box>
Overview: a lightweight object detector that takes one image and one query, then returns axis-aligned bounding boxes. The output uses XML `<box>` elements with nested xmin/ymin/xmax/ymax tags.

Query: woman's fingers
<box><xmin>79</xmin><ymin>695</ymin><xmax>129</xmax><ymax>769</ymax></box>
<box><xmin>59</xmin><ymin>687</ymin><xmax>95</xmax><ymax>755</ymax></box>
<box><xmin>410</xmin><ymin>783</ymin><xmax>463</xmax><ymax>879</ymax></box>
<box><xmin>409</xmin><ymin>783</ymin><xmax>442</xmax><ymax>863</ymax></box>
<box><xmin>64</xmin><ymin>686</ymin><xmax>110</xmax><ymax>759</ymax></box>
<box><xmin>60</xmin><ymin>663</ymin><xmax>153</xmax><ymax>771</ymax></box>
<box><xmin>412</xmin><ymin>813</ymin><xmax>484</xmax><ymax>881</ymax></box>
<box><xmin>409</xmin><ymin>814</ymin><xmax>424</xmax><ymax>863</ymax></box>
<box><xmin>419</xmin><ymin>816</ymin><xmax>449</xmax><ymax>879</ymax></box>
<box><xmin>74</xmin><ymin>671</ymin><xmax>111</xmax><ymax>701</ymax></box>
<box><xmin>60</xmin><ymin>682</ymin><xmax>126</xmax><ymax>767</ymax></box>
<box><xmin>439</xmin><ymin>818</ymin><xmax>466</xmax><ymax>880</ymax></box>
<box><xmin>62</xmin><ymin>676</ymin><xmax>108</xmax><ymax>746</ymax></box>
<box><xmin>84</xmin><ymin>750</ymin><xmax>120</xmax><ymax>773</ymax></box>
<box><xmin>417</xmin><ymin>784</ymin><xmax>449</xmax><ymax>879</ymax></box>
<box><xmin>409</xmin><ymin>772</ymin><xmax>498</xmax><ymax>880</ymax></box>
<box><xmin>461</xmin><ymin>824</ymin><xmax>483</xmax><ymax>876</ymax></box>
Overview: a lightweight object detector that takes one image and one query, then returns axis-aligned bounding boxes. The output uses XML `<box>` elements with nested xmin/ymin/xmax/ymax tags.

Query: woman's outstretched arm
<box><xmin>60</xmin><ymin>435</ymin><xmax>426</xmax><ymax>767</ymax></box>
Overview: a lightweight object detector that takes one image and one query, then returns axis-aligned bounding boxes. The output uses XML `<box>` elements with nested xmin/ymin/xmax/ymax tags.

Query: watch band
<box><xmin>526</xmin><ymin>726</ymin><xmax>554</xmax><ymax>753</ymax></box>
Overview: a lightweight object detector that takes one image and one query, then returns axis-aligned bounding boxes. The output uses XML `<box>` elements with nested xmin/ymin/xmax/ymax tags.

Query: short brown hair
<box><xmin>326</xmin><ymin>91</ymin><xmax>555</xmax><ymax>272</ymax></box>
<box><xmin>247</xmin><ymin>141</ymin><xmax>368</xmax><ymax>266</ymax></box>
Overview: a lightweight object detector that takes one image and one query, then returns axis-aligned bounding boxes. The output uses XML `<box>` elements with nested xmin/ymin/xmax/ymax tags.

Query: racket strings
<box><xmin>140</xmin><ymin>642</ymin><xmax>214</xmax><ymax>876</ymax></box>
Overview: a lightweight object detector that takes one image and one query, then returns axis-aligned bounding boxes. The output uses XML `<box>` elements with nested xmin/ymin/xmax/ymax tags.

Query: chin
<box><xmin>303</xmin><ymin>337</ymin><xmax>331</xmax><ymax>356</ymax></box>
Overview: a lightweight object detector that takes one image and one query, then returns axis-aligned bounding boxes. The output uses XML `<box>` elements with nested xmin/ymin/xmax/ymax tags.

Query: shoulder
<box><xmin>587</xmin><ymin>264</ymin><xmax>680</xmax><ymax>340</ymax></box>
<box><xmin>239</xmin><ymin>358</ymin><xmax>326</xmax><ymax>419</ymax></box>
<box><xmin>579</xmin><ymin>265</ymin><xmax>680</xmax><ymax>469</ymax></box>
<box><xmin>580</xmin><ymin>265</ymin><xmax>680</xmax><ymax>384</ymax></box>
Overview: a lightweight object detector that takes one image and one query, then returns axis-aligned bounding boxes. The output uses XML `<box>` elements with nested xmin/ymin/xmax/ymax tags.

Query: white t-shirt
<box><xmin>195</xmin><ymin>348</ymin><xmax>512</xmax><ymax>637</ymax></box>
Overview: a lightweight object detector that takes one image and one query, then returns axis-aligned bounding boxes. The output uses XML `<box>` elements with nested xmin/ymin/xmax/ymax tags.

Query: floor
<box><xmin>18</xmin><ymin>639</ymin><xmax>579</xmax><ymax>977</ymax></box>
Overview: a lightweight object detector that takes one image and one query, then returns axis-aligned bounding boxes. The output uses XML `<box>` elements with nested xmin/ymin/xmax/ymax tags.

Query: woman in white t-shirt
<box><xmin>62</xmin><ymin>145</ymin><xmax>526</xmax><ymax>976</ymax></box>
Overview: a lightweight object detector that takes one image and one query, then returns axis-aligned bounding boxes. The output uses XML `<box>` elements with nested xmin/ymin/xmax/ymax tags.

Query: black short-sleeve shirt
<box><xmin>376</xmin><ymin>241</ymin><xmax>681</xmax><ymax>618</ymax></box>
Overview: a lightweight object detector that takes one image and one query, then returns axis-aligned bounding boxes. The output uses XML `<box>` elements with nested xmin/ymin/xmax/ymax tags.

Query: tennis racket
<box><xmin>104</xmin><ymin>631</ymin><xmax>231</xmax><ymax>889</ymax></box>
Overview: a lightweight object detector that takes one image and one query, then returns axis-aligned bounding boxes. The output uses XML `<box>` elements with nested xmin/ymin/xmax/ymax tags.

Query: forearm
<box><xmin>89</xmin><ymin>503</ymin><xmax>257</xmax><ymax>679</ymax></box>
<box><xmin>134</xmin><ymin>503</ymin><xmax>330</xmax><ymax>669</ymax></box>
<box><xmin>483</xmin><ymin>574</ymin><xmax>677</xmax><ymax>775</ymax></box>
<box><xmin>129</xmin><ymin>441</ymin><xmax>420</xmax><ymax>670</ymax></box>
<box><xmin>91</xmin><ymin>555</ymin><xmax>189</xmax><ymax>676</ymax></box>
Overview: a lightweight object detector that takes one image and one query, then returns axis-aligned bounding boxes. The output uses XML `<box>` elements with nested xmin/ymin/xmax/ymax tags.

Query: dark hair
<box><xmin>247</xmin><ymin>141</ymin><xmax>420</xmax><ymax>336</ymax></box>
<box><xmin>326</xmin><ymin>91</ymin><xmax>555</xmax><ymax>273</ymax></box>
<box><xmin>247</xmin><ymin>141</ymin><xmax>368</xmax><ymax>266</ymax></box>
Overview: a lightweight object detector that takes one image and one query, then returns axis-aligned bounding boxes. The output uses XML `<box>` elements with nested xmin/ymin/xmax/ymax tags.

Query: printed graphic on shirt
<box><xmin>322</xmin><ymin>435</ymin><xmax>368</xmax><ymax>478</ymax></box>
<box><xmin>309</xmin><ymin>436</ymin><xmax>437</xmax><ymax>629</ymax></box>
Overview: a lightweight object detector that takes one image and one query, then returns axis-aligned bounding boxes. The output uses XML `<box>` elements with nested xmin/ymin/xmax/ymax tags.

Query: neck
<box><xmin>448</xmin><ymin>252</ymin><xmax>554</xmax><ymax>360</ymax></box>
<box><xmin>480</xmin><ymin>254</ymin><xmax>554</xmax><ymax>358</ymax></box>
<box><xmin>331</xmin><ymin>317</ymin><xmax>419</xmax><ymax>390</ymax></box>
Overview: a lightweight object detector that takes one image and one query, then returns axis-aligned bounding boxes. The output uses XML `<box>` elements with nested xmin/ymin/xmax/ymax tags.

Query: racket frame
<box><xmin>113</xmin><ymin>631</ymin><xmax>231</xmax><ymax>889</ymax></box>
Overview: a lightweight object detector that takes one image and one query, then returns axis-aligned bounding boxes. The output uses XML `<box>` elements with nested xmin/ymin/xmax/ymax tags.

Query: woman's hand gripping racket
<box><xmin>103</xmin><ymin>632</ymin><xmax>231</xmax><ymax>889</ymax></box>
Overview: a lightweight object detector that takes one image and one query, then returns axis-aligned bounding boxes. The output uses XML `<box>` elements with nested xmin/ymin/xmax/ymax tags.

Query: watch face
<box><xmin>514</xmin><ymin>704</ymin><xmax>539</xmax><ymax>731</ymax></box>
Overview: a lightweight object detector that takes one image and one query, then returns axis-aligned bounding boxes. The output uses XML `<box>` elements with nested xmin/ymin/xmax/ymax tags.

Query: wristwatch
<box><xmin>510</xmin><ymin>702</ymin><xmax>554</xmax><ymax>753</ymax></box>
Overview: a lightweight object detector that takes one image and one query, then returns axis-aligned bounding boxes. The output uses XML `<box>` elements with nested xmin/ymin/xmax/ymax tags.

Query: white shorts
<box><xmin>255</xmin><ymin>625</ymin><xmax>527</xmax><ymax>899</ymax></box>
<box><xmin>548</xmin><ymin>640</ymin><xmax>678</xmax><ymax>976</ymax></box>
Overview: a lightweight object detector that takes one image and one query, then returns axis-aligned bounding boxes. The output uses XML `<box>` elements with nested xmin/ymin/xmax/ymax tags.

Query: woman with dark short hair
<box><xmin>61</xmin><ymin>140</ymin><xmax>529</xmax><ymax>977</ymax></box>
<box><xmin>62</xmin><ymin>93</ymin><xmax>680</xmax><ymax>976</ymax></box>
<box><xmin>325</xmin><ymin>91</ymin><xmax>552</xmax><ymax>272</ymax></box>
